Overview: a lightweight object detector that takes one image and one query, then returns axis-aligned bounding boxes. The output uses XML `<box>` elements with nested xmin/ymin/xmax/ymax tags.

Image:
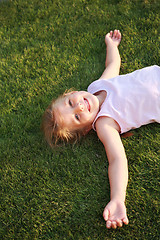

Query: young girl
<box><xmin>42</xmin><ymin>30</ymin><xmax>160</xmax><ymax>229</ymax></box>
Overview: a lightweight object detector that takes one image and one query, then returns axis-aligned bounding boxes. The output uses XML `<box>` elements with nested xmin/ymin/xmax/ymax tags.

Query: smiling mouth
<box><xmin>84</xmin><ymin>98</ymin><xmax>90</xmax><ymax>112</ymax></box>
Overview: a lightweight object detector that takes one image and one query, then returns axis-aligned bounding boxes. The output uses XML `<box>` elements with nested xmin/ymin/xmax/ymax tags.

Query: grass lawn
<box><xmin>0</xmin><ymin>0</ymin><xmax>160</xmax><ymax>239</ymax></box>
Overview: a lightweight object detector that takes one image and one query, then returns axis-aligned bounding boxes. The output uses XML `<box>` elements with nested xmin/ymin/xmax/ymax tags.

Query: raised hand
<box><xmin>105</xmin><ymin>29</ymin><xmax>122</xmax><ymax>47</ymax></box>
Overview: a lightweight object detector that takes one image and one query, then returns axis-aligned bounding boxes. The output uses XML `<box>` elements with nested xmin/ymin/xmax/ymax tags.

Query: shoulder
<box><xmin>96</xmin><ymin>116</ymin><xmax>120</xmax><ymax>132</ymax></box>
<box><xmin>95</xmin><ymin>116</ymin><xmax>120</xmax><ymax>141</ymax></box>
<box><xmin>95</xmin><ymin>117</ymin><xmax>126</xmax><ymax>160</ymax></box>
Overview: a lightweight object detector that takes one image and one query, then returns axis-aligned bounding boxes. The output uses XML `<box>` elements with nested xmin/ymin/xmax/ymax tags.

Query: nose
<box><xmin>75</xmin><ymin>102</ymin><xmax>84</xmax><ymax>112</ymax></box>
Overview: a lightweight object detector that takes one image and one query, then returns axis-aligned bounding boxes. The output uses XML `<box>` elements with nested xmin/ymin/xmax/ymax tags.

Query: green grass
<box><xmin>0</xmin><ymin>0</ymin><xmax>160</xmax><ymax>239</ymax></box>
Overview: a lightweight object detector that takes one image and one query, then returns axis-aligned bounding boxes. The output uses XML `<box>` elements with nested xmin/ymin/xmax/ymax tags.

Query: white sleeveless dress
<box><xmin>87</xmin><ymin>65</ymin><xmax>160</xmax><ymax>133</ymax></box>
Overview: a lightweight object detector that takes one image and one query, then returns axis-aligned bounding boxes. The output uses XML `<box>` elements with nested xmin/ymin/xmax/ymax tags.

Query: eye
<box><xmin>69</xmin><ymin>100</ymin><xmax>72</xmax><ymax>106</ymax></box>
<box><xmin>75</xmin><ymin>114</ymin><xmax>79</xmax><ymax>121</ymax></box>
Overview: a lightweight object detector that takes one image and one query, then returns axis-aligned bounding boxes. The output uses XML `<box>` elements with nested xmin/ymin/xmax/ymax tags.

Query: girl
<box><xmin>42</xmin><ymin>30</ymin><xmax>160</xmax><ymax>229</ymax></box>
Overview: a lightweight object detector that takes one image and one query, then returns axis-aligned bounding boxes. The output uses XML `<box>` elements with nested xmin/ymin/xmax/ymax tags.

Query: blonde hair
<box><xmin>41</xmin><ymin>90</ymin><xmax>86</xmax><ymax>146</ymax></box>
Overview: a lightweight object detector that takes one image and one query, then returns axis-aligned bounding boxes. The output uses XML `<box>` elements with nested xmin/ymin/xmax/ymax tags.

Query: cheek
<box><xmin>83</xmin><ymin>113</ymin><xmax>95</xmax><ymax>124</ymax></box>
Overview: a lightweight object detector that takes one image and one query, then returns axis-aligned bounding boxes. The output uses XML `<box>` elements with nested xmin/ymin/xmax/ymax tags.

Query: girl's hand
<box><xmin>105</xmin><ymin>29</ymin><xmax>121</xmax><ymax>47</ymax></box>
<box><xmin>103</xmin><ymin>200</ymin><xmax>129</xmax><ymax>229</ymax></box>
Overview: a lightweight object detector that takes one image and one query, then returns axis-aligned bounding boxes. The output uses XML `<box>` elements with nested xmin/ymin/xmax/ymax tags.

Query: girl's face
<box><xmin>54</xmin><ymin>91</ymin><xmax>100</xmax><ymax>131</ymax></box>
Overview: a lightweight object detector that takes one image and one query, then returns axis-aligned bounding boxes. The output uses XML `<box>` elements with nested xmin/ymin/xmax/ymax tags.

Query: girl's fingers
<box><xmin>111</xmin><ymin>221</ymin><xmax>117</xmax><ymax>229</ymax></box>
<box><xmin>106</xmin><ymin>220</ymin><xmax>112</xmax><ymax>229</ymax></box>
<box><xmin>116</xmin><ymin>219</ymin><xmax>123</xmax><ymax>227</ymax></box>
<box><xmin>103</xmin><ymin>208</ymin><xmax>109</xmax><ymax>221</ymax></box>
<box><xmin>113</xmin><ymin>29</ymin><xmax>117</xmax><ymax>38</ymax></box>
<box><xmin>123</xmin><ymin>217</ymin><xmax>129</xmax><ymax>225</ymax></box>
<box><xmin>110</xmin><ymin>30</ymin><xmax>113</xmax><ymax>37</ymax></box>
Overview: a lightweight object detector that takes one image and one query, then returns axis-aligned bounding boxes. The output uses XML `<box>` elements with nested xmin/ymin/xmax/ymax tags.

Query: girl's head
<box><xmin>42</xmin><ymin>90</ymin><xmax>100</xmax><ymax>146</ymax></box>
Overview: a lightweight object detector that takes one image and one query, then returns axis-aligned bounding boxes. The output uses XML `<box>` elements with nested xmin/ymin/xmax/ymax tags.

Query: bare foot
<box><xmin>105</xmin><ymin>29</ymin><xmax>122</xmax><ymax>47</ymax></box>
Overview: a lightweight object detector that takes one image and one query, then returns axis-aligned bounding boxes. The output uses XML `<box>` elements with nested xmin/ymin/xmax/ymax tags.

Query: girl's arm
<box><xmin>99</xmin><ymin>30</ymin><xmax>121</xmax><ymax>80</ymax></box>
<box><xmin>96</xmin><ymin>117</ymin><xmax>129</xmax><ymax>229</ymax></box>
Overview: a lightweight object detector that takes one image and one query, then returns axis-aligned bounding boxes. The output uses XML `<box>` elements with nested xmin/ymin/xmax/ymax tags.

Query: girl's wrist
<box><xmin>111</xmin><ymin>192</ymin><xmax>126</xmax><ymax>203</ymax></box>
<box><xmin>110</xmin><ymin>198</ymin><xmax>126</xmax><ymax>203</ymax></box>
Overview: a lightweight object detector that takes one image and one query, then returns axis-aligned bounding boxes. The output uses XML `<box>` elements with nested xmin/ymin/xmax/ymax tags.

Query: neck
<box><xmin>95</xmin><ymin>90</ymin><xmax>107</xmax><ymax>108</ymax></box>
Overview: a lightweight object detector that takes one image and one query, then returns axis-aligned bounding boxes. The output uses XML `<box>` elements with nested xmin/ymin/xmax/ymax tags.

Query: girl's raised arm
<box><xmin>99</xmin><ymin>30</ymin><xmax>121</xmax><ymax>80</ymax></box>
